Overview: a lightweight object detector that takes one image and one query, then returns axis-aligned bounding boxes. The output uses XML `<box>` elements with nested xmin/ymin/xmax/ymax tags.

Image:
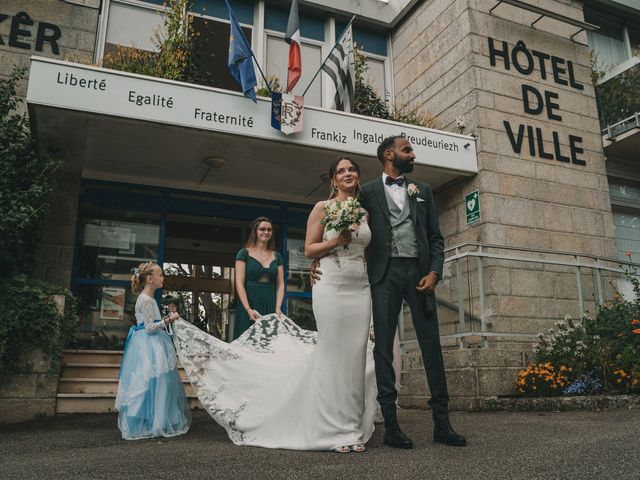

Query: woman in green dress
<box><xmin>233</xmin><ymin>217</ymin><xmax>285</xmax><ymax>340</ymax></box>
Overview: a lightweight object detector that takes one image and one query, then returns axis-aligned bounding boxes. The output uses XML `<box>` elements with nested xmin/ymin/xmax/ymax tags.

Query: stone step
<box><xmin>60</xmin><ymin>364</ymin><xmax>189</xmax><ymax>381</ymax></box>
<box><xmin>62</xmin><ymin>349</ymin><xmax>123</xmax><ymax>365</ymax></box>
<box><xmin>55</xmin><ymin>394</ymin><xmax>201</xmax><ymax>414</ymax></box>
<box><xmin>60</xmin><ymin>363</ymin><xmax>120</xmax><ymax>378</ymax></box>
<box><xmin>57</xmin><ymin>378</ymin><xmax>195</xmax><ymax>396</ymax></box>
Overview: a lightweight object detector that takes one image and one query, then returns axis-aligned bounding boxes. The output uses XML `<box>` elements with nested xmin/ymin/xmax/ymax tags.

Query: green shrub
<box><xmin>533</xmin><ymin>315</ymin><xmax>588</xmax><ymax>376</ymax></box>
<box><xmin>0</xmin><ymin>66</ymin><xmax>61</xmax><ymax>279</ymax></box>
<box><xmin>0</xmin><ymin>276</ymin><xmax>78</xmax><ymax>379</ymax></box>
<box><xmin>515</xmin><ymin>363</ymin><xmax>570</xmax><ymax>397</ymax></box>
<box><xmin>519</xmin><ymin>262</ymin><xmax>640</xmax><ymax>395</ymax></box>
<box><xmin>103</xmin><ymin>0</ymin><xmax>200</xmax><ymax>84</ymax></box>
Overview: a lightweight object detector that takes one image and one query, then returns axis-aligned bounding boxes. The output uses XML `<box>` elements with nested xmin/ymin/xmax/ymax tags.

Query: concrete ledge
<box><xmin>479</xmin><ymin>395</ymin><xmax>640</xmax><ymax>412</ymax></box>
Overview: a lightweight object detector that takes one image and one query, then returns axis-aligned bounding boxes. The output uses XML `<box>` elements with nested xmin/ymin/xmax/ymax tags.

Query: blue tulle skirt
<box><xmin>115</xmin><ymin>325</ymin><xmax>191</xmax><ymax>440</ymax></box>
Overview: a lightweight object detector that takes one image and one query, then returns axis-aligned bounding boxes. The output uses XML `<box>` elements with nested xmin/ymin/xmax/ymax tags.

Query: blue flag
<box><xmin>225</xmin><ymin>0</ymin><xmax>257</xmax><ymax>102</ymax></box>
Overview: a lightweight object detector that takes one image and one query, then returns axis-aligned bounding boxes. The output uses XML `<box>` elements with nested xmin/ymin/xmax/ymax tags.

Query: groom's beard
<box><xmin>392</xmin><ymin>153</ymin><xmax>414</xmax><ymax>173</ymax></box>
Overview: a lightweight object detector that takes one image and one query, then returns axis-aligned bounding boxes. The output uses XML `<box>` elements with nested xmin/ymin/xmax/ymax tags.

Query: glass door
<box><xmin>162</xmin><ymin>213</ymin><xmax>244</xmax><ymax>341</ymax></box>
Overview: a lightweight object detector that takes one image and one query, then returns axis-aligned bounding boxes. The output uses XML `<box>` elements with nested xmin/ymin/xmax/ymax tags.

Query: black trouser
<box><xmin>371</xmin><ymin>257</ymin><xmax>449</xmax><ymax>424</ymax></box>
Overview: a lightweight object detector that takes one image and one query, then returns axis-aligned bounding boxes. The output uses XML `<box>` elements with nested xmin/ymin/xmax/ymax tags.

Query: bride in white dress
<box><xmin>172</xmin><ymin>157</ymin><xmax>376</xmax><ymax>452</ymax></box>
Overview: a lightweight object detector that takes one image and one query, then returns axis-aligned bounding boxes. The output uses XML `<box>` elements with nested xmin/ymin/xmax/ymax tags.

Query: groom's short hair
<box><xmin>377</xmin><ymin>135</ymin><xmax>404</xmax><ymax>164</ymax></box>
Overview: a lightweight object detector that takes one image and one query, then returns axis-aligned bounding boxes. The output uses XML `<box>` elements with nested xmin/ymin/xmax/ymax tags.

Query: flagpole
<box><xmin>250</xmin><ymin>51</ymin><xmax>272</xmax><ymax>95</ymax></box>
<box><xmin>225</xmin><ymin>0</ymin><xmax>272</xmax><ymax>94</ymax></box>
<box><xmin>301</xmin><ymin>15</ymin><xmax>356</xmax><ymax>97</ymax></box>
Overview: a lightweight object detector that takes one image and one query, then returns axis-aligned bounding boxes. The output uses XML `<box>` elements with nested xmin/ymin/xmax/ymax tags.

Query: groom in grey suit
<box><xmin>359</xmin><ymin>135</ymin><xmax>466</xmax><ymax>448</ymax></box>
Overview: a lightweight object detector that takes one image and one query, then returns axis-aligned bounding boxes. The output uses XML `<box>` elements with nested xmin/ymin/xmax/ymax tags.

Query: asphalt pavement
<box><xmin>1</xmin><ymin>409</ymin><xmax>639</xmax><ymax>480</ymax></box>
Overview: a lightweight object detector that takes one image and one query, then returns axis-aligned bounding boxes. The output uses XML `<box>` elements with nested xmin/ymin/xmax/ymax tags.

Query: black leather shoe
<box><xmin>383</xmin><ymin>423</ymin><xmax>414</xmax><ymax>449</ymax></box>
<box><xmin>433</xmin><ymin>424</ymin><xmax>467</xmax><ymax>446</ymax></box>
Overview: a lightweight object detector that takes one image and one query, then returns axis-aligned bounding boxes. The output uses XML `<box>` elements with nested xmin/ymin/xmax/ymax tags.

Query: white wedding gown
<box><xmin>172</xmin><ymin>220</ymin><xmax>377</xmax><ymax>450</ymax></box>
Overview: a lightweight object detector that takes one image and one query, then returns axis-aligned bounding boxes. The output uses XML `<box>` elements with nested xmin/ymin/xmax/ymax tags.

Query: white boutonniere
<box><xmin>407</xmin><ymin>183</ymin><xmax>420</xmax><ymax>198</ymax></box>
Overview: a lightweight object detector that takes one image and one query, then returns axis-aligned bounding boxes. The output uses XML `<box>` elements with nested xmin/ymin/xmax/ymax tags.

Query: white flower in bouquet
<box><xmin>321</xmin><ymin>197</ymin><xmax>366</xmax><ymax>234</ymax></box>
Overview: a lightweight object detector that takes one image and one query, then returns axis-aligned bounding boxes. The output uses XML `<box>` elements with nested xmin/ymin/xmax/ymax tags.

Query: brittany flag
<box><xmin>285</xmin><ymin>0</ymin><xmax>301</xmax><ymax>92</ymax></box>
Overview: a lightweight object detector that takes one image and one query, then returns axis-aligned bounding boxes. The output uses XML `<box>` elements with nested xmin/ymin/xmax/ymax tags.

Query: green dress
<box><xmin>233</xmin><ymin>248</ymin><xmax>283</xmax><ymax>340</ymax></box>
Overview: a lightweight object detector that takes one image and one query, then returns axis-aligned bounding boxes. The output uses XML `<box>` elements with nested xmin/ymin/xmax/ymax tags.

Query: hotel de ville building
<box><xmin>1</xmin><ymin>0</ymin><xmax>639</xmax><ymax>419</ymax></box>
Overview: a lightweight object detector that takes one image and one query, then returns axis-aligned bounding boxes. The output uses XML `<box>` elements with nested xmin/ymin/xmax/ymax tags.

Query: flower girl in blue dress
<box><xmin>115</xmin><ymin>261</ymin><xmax>191</xmax><ymax>440</ymax></box>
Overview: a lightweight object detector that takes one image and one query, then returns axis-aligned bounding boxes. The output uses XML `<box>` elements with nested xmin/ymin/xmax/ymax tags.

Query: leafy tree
<box><xmin>353</xmin><ymin>48</ymin><xmax>441</xmax><ymax>129</ymax></box>
<box><xmin>103</xmin><ymin>0</ymin><xmax>200</xmax><ymax>83</ymax></box>
<box><xmin>0</xmin><ymin>66</ymin><xmax>60</xmax><ymax>279</ymax></box>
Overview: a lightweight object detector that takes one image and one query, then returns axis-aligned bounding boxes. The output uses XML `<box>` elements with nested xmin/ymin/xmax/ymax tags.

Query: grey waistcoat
<box><xmin>383</xmin><ymin>186</ymin><xmax>419</xmax><ymax>258</ymax></box>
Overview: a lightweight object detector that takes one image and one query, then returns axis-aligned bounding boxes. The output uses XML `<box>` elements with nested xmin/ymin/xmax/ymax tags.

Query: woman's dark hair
<box><xmin>328</xmin><ymin>156</ymin><xmax>361</xmax><ymax>199</ymax></box>
<box><xmin>376</xmin><ymin>135</ymin><xmax>403</xmax><ymax>164</ymax></box>
<box><xmin>246</xmin><ymin>216</ymin><xmax>276</xmax><ymax>250</ymax></box>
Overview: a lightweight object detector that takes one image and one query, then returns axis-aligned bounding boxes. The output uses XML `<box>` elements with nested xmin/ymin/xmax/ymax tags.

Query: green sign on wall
<box><xmin>466</xmin><ymin>190</ymin><xmax>480</xmax><ymax>225</ymax></box>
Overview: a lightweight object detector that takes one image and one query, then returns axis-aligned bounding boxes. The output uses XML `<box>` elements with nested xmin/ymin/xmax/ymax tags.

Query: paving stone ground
<box><xmin>1</xmin><ymin>409</ymin><xmax>639</xmax><ymax>479</ymax></box>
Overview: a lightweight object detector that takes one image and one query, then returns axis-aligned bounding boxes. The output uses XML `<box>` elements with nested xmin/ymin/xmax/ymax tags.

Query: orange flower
<box><xmin>633</xmin><ymin>328</ymin><xmax>640</xmax><ymax>334</ymax></box>
<box><xmin>631</xmin><ymin>319</ymin><xmax>640</xmax><ymax>325</ymax></box>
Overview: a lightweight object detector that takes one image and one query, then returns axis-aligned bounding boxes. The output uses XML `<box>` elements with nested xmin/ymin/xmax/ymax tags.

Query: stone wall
<box><xmin>0</xmin><ymin>296</ymin><xmax>66</xmax><ymax>424</ymax></box>
<box><xmin>1</xmin><ymin>0</ymin><xmax>99</xmax><ymax>288</ymax></box>
<box><xmin>392</xmin><ymin>0</ymin><xmax>619</xmax><ymax>403</ymax></box>
<box><xmin>1</xmin><ymin>0</ymin><xmax>100</xmax><ymax>99</ymax></box>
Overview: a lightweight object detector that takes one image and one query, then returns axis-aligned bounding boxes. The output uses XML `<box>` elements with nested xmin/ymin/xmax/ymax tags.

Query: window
<box><xmin>285</xmin><ymin>228</ymin><xmax>315</xmax><ymax>330</ymax></box>
<box><xmin>265</xmin><ymin>35</ymin><xmax>322</xmax><ymax>104</ymax></box>
<box><xmin>363</xmin><ymin>55</ymin><xmax>387</xmax><ymax>100</ymax></box>
<box><xmin>586</xmin><ymin>11</ymin><xmax>630</xmax><ymax>70</ymax></box>
<box><xmin>609</xmin><ymin>180</ymin><xmax>640</xmax><ymax>260</ymax></box>
<box><xmin>629</xmin><ymin>25</ymin><xmax>640</xmax><ymax>57</ymax></box>
<box><xmin>76</xmin><ymin>205</ymin><xmax>161</xmax><ymax>280</ymax></box>
<box><xmin>104</xmin><ymin>1</ymin><xmax>163</xmax><ymax>53</ymax></box>
<box><xmin>103</xmin><ymin>0</ymin><xmax>252</xmax><ymax>92</ymax></box>
<box><xmin>192</xmin><ymin>15</ymin><xmax>252</xmax><ymax>91</ymax></box>
<box><xmin>336</xmin><ymin>22</ymin><xmax>390</xmax><ymax>100</ymax></box>
<box><xmin>73</xmin><ymin>203</ymin><xmax>161</xmax><ymax>349</ymax></box>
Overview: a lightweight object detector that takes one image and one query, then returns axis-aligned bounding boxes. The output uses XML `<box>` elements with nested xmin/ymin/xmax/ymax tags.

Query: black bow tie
<box><xmin>385</xmin><ymin>176</ymin><xmax>405</xmax><ymax>186</ymax></box>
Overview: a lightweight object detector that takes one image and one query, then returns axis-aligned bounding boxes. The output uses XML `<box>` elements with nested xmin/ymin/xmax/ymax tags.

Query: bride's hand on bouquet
<box><xmin>333</xmin><ymin>230</ymin><xmax>352</xmax><ymax>247</ymax></box>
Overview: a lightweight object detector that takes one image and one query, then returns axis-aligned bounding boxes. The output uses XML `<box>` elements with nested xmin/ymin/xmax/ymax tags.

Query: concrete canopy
<box><xmin>27</xmin><ymin>57</ymin><xmax>477</xmax><ymax>205</ymax></box>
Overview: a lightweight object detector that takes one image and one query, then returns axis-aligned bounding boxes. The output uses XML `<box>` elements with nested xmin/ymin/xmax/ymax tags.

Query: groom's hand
<box><xmin>309</xmin><ymin>259</ymin><xmax>322</xmax><ymax>285</ymax></box>
<box><xmin>416</xmin><ymin>272</ymin><xmax>438</xmax><ymax>293</ymax></box>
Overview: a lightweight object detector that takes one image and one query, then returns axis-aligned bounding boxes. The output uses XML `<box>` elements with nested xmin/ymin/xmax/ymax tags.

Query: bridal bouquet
<box><xmin>321</xmin><ymin>197</ymin><xmax>366</xmax><ymax>233</ymax></box>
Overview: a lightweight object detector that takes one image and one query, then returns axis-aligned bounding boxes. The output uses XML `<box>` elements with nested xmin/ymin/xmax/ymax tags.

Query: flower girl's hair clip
<box><xmin>131</xmin><ymin>267</ymin><xmax>140</xmax><ymax>278</ymax></box>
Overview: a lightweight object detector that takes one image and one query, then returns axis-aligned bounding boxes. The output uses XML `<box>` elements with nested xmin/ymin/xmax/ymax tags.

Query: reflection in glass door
<box><xmin>162</xmin><ymin>214</ymin><xmax>245</xmax><ymax>341</ymax></box>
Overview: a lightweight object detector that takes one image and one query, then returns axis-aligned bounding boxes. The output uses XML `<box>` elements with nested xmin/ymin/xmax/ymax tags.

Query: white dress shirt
<box><xmin>382</xmin><ymin>173</ymin><xmax>406</xmax><ymax>210</ymax></box>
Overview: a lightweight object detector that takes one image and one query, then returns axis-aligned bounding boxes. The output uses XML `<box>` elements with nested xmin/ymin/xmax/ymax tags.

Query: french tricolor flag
<box><xmin>285</xmin><ymin>0</ymin><xmax>301</xmax><ymax>92</ymax></box>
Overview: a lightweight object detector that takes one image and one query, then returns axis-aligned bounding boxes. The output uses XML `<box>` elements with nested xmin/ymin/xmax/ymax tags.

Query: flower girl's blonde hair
<box><xmin>130</xmin><ymin>261</ymin><xmax>157</xmax><ymax>293</ymax></box>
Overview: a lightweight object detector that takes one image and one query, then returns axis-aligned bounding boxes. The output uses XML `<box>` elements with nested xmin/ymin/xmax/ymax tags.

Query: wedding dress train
<box><xmin>173</xmin><ymin>219</ymin><xmax>376</xmax><ymax>450</ymax></box>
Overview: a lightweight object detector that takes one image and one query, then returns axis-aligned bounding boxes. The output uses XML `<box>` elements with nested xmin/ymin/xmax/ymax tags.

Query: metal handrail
<box><xmin>400</xmin><ymin>243</ymin><xmax>637</xmax><ymax>350</ymax></box>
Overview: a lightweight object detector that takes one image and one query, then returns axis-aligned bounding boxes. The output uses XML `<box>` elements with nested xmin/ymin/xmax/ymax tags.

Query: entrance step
<box><xmin>56</xmin><ymin>350</ymin><xmax>199</xmax><ymax>414</ymax></box>
<box><xmin>58</xmin><ymin>378</ymin><xmax>195</xmax><ymax>396</ymax></box>
<box><xmin>55</xmin><ymin>394</ymin><xmax>201</xmax><ymax>414</ymax></box>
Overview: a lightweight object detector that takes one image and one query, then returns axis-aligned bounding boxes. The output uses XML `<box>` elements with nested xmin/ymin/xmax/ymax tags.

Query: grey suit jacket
<box><xmin>360</xmin><ymin>176</ymin><xmax>444</xmax><ymax>286</ymax></box>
